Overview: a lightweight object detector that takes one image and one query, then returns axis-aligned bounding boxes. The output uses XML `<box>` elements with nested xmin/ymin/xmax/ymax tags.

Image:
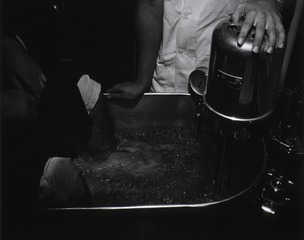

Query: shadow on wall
<box><xmin>63</xmin><ymin>0</ymin><xmax>137</xmax><ymax>89</ymax></box>
<box><xmin>1</xmin><ymin>0</ymin><xmax>137</xmax><ymax>90</ymax></box>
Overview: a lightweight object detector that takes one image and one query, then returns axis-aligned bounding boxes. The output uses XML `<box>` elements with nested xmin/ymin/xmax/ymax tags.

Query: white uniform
<box><xmin>151</xmin><ymin>0</ymin><xmax>244</xmax><ymax>93</ymax></box>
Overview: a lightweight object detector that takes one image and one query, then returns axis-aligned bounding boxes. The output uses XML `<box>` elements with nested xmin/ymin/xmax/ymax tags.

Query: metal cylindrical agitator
<box><xmin>204</xmin><ymin>20</ymin><xmax>285</xmax><ymax>122</ymax></box>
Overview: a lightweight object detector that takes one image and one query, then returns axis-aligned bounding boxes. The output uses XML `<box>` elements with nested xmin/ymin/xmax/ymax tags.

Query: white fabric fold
<box><xmin>77</xmin><ymin>74</ymin><xmax>101</xmax><ymax>114</ymax></box>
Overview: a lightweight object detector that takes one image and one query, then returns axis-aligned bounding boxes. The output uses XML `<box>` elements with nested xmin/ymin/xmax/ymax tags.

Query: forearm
<box><xmin>134</xmin><ymin>0</ymin><xmax>163</xmax><ymax>92</ymax></box>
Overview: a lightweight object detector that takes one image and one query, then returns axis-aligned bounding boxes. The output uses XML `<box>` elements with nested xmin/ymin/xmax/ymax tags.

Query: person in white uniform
<box><xmin>107</xmin><ymin>0</ymin><xmax>286</xmax><ymax>98</ymax></box>
<box><xmin>151</xmin><ymin>0</ymin><xmax>248</xmax><ymax>93</ymax></box>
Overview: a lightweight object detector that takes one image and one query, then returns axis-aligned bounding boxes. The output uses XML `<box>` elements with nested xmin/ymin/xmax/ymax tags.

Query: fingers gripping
<box><xmin>237</xmin><ymin>10</ymin><xmax>256</xmax><ymax>46</ymax></box>
<box><xmin>231</xmin><ymin>1</ymin><xmax>286</xmax><ymax>54</ymax></box>
<box><xmin>265</xmin><ymin>15</ymin><xmax>277</xmax><ymax>53</ymax></box>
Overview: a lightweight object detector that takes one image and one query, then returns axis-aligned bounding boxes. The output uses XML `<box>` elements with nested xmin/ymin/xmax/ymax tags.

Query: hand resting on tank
<box><xmin>230</xmin><ymin>0</ymin><xmax>285</xmax><ymax>54</ymax></box>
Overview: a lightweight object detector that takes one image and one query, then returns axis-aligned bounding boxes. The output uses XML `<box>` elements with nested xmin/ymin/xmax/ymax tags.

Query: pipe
<box><xmin>280</xmin><ymin>0</ymin><xmax>304</xmax><ymax>87</ymax></box>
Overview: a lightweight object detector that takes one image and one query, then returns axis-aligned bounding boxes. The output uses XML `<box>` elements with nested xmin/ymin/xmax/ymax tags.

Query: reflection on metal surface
<box><xmin>204</xmin><ymin>20</ymin><xmax>285</xmax><ymax>121</ymax></box>
<box><xmin>106</xmin><ymin>93</ymin><xmax>197</xmax><ymax>130</ymax></box>
<box><xmin>189</xmin><ymin>68</ymin><xmax>207</xmax><ymax>97</ymax></box>
<box><xmin>260</xmin><ymin>169</ymin><xmax>294</xmax><ymax>215</ymax></box>
<box><xmin>203</xmin><ymin>100</ymin><xmax>274</xmax><ymax>122</ymax></box>
<box><xmin>261</xmin><ymin>204</ymin><xmax>276</xmax><ymax>215</ymax></box>
<box><xmin>216</xmin><ymin>69</ymin><xmax>243</xmax><ymax>89</ymax></box>
<box><xmin>53</xmin><ymin>94</ymin><xmax>268</xmax><ymax>210</ymax></box>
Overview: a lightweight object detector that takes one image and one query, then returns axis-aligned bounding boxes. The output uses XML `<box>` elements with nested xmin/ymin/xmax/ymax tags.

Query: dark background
<box><xmin>1</xmin><ymin>0</ymin><xmax>303</xmax><ymax>240</ymax></box>
<box><xmin>1</xmin><ymin>0</ymin><xmax>137</xmax><ymax>89</ymax></box>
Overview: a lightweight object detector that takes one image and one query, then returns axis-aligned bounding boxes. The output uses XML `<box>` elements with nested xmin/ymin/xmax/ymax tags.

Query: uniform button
<box><xmin>178</xmin><ymin>48</ymin><xmax>185</xmax><ymax>54</ymax></box>
<box><xmin>182</xmin><ymin>9</ymin><xmax>192</xmax><ymax>18</ymax></box>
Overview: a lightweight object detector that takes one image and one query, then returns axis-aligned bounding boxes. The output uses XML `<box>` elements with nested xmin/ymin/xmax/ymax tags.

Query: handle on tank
<box><xmin>188</xmin><ymin>67</ymin><xmax>208</xmax><ymax>137</ymax></box>
<box><xmin>189</xmin><ymin>66</ymin><xmax>208</xmax><ymax>98</ymax></box>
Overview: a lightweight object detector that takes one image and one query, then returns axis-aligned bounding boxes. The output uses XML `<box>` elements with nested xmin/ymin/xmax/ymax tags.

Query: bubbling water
<box><xmin>73</xmin><ymin>128</ymin><xmax>220</xmax><ymax>207</ymax></box>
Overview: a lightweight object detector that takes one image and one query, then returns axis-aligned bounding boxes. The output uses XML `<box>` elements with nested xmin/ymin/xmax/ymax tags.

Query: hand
<box><xmin>231</xmin><ymin>0</ymin><xmax>285</xmax><ymax>54</ymax></box>
<box><xmin>106</xmin><ymin>81</ymin><xmax>147</xmax><ymax>100</ymax></box>
<box><xmin>2</xmin><ymin>38</ymin><xmax>46</xmax><ymax>102</ymax></box>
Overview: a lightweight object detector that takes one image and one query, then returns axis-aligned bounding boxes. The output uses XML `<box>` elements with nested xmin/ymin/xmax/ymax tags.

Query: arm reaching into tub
<box><xmin>231</xmin><ymin>0</ymin><xmax>286</xmax><ymax>54</ymax></box>
<box><xmin>106</xmin><ymin>0</ymin><xmax>163</xmax><ymax>100</ymax></box>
